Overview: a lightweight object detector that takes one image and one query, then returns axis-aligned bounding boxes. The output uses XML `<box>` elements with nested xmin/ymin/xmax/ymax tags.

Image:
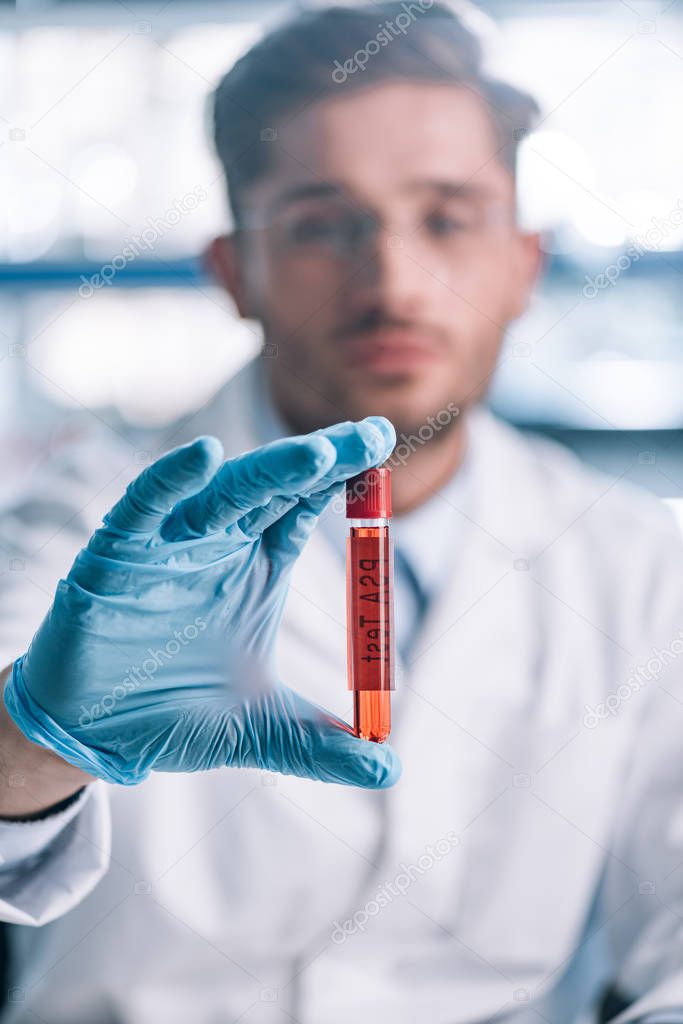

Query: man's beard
<box><xmin>267</xmin><ymin>370</ymin><xmax>466</xmax><ymax>456</ymax></box>
<box><xmin>260</xmin><ymin>323</ymin><xmax>468</xmax><ymax>444</ymax></box>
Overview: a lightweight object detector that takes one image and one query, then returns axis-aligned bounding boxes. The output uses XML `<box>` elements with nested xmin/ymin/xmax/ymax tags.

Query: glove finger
<box><xmin>246</xmin><ymin>688</ymin><xmax>402</xmax><ymax>789</ymax></box>
<box><xmin>231</xmin><ymin>416</ymin><xmax>394</xmax><ymax>541</ymax></box>
<box><xmin>304</xmin><ymin>717</ymin><xmax>401</xmax><ymax>788</ymax></box>
<box><xmin>236</xmin><ymin>494</ymin><xmax>299</xmax><ymax>540</ymax></box>
<box><xmin>164</xmin><ymin>417</ymin><xmax>393</xmax><ymax>541</ymax></box>
<box><xmin>104</xmin><ymin>436</ymin><xmax>224</xmax><ymax>534</ymax></box>
<box><xmin>236</xmin><ymin>475</ymin><xmax>341</xmax><ymax>540</ymax></box>
<box><xmin>311</xmin><ymin>415</ymin><xmax>395</xmax><ymax>480</ymax></box>
<box><xmin>264</xmin><ymin>483</ymin><xmax>342</xmax><ymax>569</ymax></box>
<box><xmin>163</xmin><ymin>435</ymin><xmax>336</xmax><ymax>540</ymax></box>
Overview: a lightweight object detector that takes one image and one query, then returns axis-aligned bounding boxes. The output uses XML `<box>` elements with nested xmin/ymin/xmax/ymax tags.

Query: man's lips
<box><xmin>339</xmin><ymin>329</ymin><xmax>444</xmax><ymax>370</ymax></box>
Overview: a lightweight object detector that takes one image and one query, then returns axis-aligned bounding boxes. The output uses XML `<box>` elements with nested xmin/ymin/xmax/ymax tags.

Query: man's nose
<box><xmin>348</xmin><ymin>227</ymin><xmax>432</xmax><ymax>319</ymax></box>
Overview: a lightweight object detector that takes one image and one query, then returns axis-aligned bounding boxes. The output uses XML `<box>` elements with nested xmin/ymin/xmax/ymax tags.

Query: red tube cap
<box><xmin>346</xmin><ymin>467</ymin><xmax>392</xmax><ymax>519</ymax></box>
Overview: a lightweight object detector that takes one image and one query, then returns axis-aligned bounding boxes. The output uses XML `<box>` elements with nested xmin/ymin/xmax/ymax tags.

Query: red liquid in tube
<box><xmin>346</xmin><ymin>467</ymin><xmax>395</xmax><ymax>742</ymax></box>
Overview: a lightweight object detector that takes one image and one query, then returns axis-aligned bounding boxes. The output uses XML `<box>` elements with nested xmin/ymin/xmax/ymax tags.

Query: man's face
<box><xmin>216</xmin><ymin>81</ymin><xmax>539</xmax><ymax>437</ymax></box>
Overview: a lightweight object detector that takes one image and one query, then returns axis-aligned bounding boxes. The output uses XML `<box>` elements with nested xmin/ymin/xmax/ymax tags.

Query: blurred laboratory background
<box><xmin>2</xmin><ymin>0</ymin><xmax>683</xmax><ymax>510</ymax></box>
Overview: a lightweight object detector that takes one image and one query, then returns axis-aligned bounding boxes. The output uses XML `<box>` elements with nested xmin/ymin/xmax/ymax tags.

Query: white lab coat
<box><xmin>2</xmin><ymin>358</ymin><xmax>683</xmax><ymax>1024</ymax></box>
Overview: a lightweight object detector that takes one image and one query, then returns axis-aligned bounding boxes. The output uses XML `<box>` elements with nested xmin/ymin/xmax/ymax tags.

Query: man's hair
<box><xmin>212</xmin><ymin>2</ymin><xmax>539</xmax><ymax>229</ymax></box>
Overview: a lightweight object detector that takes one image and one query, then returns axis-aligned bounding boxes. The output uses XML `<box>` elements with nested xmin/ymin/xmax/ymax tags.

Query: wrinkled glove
<box><xmin>4</xmin><ymin>417</ymin><xmax>401</xmax><ymax>789</ymax></box>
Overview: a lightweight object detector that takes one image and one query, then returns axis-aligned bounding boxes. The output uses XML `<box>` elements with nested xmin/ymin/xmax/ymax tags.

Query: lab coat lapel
<box><xmin>393</xmin><ymin>405</ymin><xmax>542</xmax><ymax>738</ymax></box>
<box><xmin>370</xmin><ymin>408</ymin><xmax>535</xmax><ymax>929</ymax></box>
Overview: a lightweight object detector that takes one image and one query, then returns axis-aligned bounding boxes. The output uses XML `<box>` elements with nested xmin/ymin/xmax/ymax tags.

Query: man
<box><xmin>1</xmin><ymin>3</ymin><xmax>683</xmax><ymax>1021</ymax></box>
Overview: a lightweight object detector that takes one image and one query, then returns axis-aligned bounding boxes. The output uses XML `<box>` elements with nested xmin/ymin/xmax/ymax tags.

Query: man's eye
<box><xmin>287</xmin><ymin>216</ymin><xmax>350</xmax><ymax>246</ymax></box>
<box><xmin>426</xmin><ymin>212</ymin><xmax>469</xmax><ymax>236</ymax></box>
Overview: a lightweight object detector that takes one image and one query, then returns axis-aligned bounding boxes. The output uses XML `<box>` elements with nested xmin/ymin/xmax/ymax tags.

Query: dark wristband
<box><xmin>0</xmin><ymin>786</ymin><xmax>86</xmax><ymax>823</ymax></box>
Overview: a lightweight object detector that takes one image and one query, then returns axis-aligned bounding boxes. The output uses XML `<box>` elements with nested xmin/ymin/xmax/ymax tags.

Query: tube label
<box><xmin>346</xmin><ymin>528</ymin><xmax>395</xmax><ymax>691</ymax></box>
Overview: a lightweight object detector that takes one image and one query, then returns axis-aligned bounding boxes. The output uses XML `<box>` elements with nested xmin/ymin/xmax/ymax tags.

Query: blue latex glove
<box><xmin>4</xmin><ymin>418</ymin><xmax>401</xmax><ymax>789</ymax></box>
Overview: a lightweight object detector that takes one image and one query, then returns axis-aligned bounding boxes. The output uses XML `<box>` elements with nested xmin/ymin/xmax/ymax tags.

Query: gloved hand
<box><xmin>4</xmin><ymin>418</ymin><xmax>401</xmax><ymax>789</ymax></box>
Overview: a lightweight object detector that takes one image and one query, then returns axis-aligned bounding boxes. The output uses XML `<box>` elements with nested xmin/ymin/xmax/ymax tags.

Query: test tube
<box><xmin>346</xmin><ymin>466</ymin><xmax>395</xmax><ymax>742</ymax></box>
